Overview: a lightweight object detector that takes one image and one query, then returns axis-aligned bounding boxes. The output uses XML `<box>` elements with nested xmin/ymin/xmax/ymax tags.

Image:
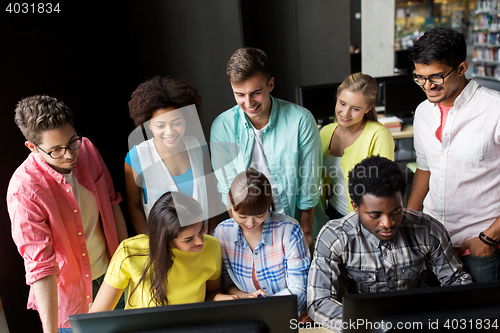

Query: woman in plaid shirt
<box><xmin>214</xmin><ymin>168</ymin><xmax>310</xmax><ymax>315</ymax></box>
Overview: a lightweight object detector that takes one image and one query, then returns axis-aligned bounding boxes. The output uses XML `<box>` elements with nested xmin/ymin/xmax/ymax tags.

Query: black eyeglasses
<box><xmin>34</xmin><ymin>135</ymin><xmax>82</xmax><ymax>159</ymax></box>
<box><xmin>413</xmin><ymin>66</ymin><xmax>457</xmax><ymax>86</ymax></box>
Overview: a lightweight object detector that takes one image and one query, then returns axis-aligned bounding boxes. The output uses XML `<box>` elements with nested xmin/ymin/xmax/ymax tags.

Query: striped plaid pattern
<box><xmin>214</xmin><ymin>211</ymin><xmax>310</xmax><ymax>312</ymax></box>
<box><xmin>307</xmin><ymin>209</ymin><xmax>473</xmax><ymax>327</ymax></box>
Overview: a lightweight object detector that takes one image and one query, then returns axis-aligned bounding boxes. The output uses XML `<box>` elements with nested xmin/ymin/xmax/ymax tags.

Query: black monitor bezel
<box><xmin>69</xmin><ymin>295</ymin><xmax>298</xmax><ymax>333</ymax></box>
<box><xmin>342</xmin><ymin>282</ymin><xmax>500</xmax><ymax>333</ymax></box>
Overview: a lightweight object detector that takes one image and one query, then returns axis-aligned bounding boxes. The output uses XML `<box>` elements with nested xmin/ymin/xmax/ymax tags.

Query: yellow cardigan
<box><xmin>313</xmin><ymin>120</ymin><xmax>395</xmax><ymax>238</ymax></box>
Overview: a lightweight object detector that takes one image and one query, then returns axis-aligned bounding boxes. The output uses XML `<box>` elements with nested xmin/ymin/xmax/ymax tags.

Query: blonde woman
<box><xmin>314</xmin><ymin>73</ymin><xmax>395</xmax><ymax>238</ymax></box>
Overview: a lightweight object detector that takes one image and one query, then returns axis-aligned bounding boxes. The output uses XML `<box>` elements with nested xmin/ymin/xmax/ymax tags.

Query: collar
<box><xmin>242</xmin><ymin>95</ymin><xmax>277</xmax><ymax>132</ymax></box>
<box><xmin>267</xmin><ymin>95</ymin><xmax>277</xmax><ymax>130</ymax></box>
<box><xmin>260</xmin><ymin>212</ymin><xmax>274</xmax><ymax>246</ymax></box>
<box><xmin>358</xmin><ymin>213</ymin><xmax>403</xmax><ymax>249</ymax></box>
<box><xmin>32</xmin><ymin>152</ymin><xmax>70</xmax><ymax>184</ymax></box>
<box><xmin>359</xmin><ymin>217</ymin><xmax>381</xmax><ymax>248</ymax></box>
<box><xmin>449</xmin><ymin>79</ymin><xmax>479</xmax><ymax>110</ymax></box>
<box><xmin>233</xmin><ymin>212</ymin><xmax>274</xmax><ymax>247</ymax></box>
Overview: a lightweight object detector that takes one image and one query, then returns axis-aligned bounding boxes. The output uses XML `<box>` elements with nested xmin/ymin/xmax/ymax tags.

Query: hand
<box><xmin>213</xmin><ymin>293</ymin><xmax>239</xmax><ymax>301</ymax></box>
<box><xmin>460</xmin><ymin>237</ymin><xmax>497</xmax><ymax>257</ymax></box>
<box><xmin>298</xmin><ymin>311</ymin><xmax>312</xmax><ymax>323</ymax></box>
<box><xmin>247</xmin><ymin>289</ymin><xmax>266</xmax><ymax>298</ymax></box>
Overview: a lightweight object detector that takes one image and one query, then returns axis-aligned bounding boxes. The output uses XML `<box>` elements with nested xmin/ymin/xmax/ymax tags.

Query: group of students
<box><xmin>6</xmin><ymin>27</ymin><xmax>500</xmax><ymax>333</ymax></box>
<box><xmin>87</xmin><ymin>46</ymin><xmax>396</xmax><ymax>316</ymax></box>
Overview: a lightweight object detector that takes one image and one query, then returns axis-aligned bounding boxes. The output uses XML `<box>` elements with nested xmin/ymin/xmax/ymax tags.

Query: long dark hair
<box><xmin>129</xmin><ymin>191</ymin><xmax>203</xmax><ymax>306</ymax></box>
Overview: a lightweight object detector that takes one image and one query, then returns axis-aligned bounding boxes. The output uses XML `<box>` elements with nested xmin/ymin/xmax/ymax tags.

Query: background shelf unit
<box><xmin>473</xmin><ymin>1</ymin><xmax>500</xmax><ymax>79</ymax></box>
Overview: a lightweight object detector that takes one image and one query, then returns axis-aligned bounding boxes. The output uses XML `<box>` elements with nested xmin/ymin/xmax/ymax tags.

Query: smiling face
<box><xmin>231</xmin><ymin>207</ymin><xmax>267</xmax><ymax>234</ymax></box>
<box><xmin>148</xmin><ymin>107</ymin><xmax>186</xmax><ymax>150</ymax></box>
<box><xmin>27</xmin><ymin>123</ymin><xmax>79</xmax><ymax>174</ymax></box>
<box><xmin>169</xmin><ymin>221</ymin><xmax>206</xmax><ymax>252</ymax></box>
<box><xmin>414</xmin><ymin>60</ymin><xmax>468</xmax><ymax>107</ymax></box>
<box><xmin>231</xmin><ymin>72</ymin><xmax>274</xmax><ymax>129</ymax></box>
<box><xmin>335</xmin><ymin>89</ymin><xmax>371</xmax><ymax>130</ymax></box>
<box><xmin>352</xmin><ymin>192</ymin><xmax>404</xmax><ymax>241</ymax></box>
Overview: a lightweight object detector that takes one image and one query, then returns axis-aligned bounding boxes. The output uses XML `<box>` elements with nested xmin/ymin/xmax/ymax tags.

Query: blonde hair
<box><xmin>336</xmin><ymin>72</ymin><xmax>378</xmax><ymax>122</ymax></box>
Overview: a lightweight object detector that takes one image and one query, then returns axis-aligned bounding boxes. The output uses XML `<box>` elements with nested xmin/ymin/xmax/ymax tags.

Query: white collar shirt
<box><xmin>413</xmin><ymin>79</ymin><xmax>500</xmax><ymax>247</ymax></box>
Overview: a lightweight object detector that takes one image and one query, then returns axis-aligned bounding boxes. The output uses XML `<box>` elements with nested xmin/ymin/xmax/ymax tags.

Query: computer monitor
<box><xmin>342</xmin><ymin>282</ymin><xmax>500</xmax><ymax>333</ymax></box>
<box><xmin>373</xmin><ymin>74</ymin><xmax>413</xmax><ymax>107</ymax></box>
<box><xmin>69</xmin><ymin>295</ymin><xmax>298</xmax><ymax>333</ymax></box>
<box><xmin>296</xmin><ymin>82</ymin><xmax>340</xmax><ymax>123</ymax></box>
<box><xmin>395</xmin><ymin>50</ymin><xmax>414</xmax><ymax>74</ymax></box>
<box><xmin>383</xmin><ymin>78</ymin><xmax>426</xmax><ymax>124</ymax></box>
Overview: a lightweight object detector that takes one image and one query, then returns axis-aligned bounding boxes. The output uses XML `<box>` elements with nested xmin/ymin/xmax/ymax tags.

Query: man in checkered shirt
<box><xmin>307</xmin><ymin>156</ymin><xmax>471</xmax><ymax>329</ymax></box>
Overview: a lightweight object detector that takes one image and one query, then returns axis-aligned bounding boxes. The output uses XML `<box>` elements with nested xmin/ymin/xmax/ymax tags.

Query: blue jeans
<box><xmin>460</xmin><ymin>249</ymin><xmax>500</xmax><ymax>283</ymax></box>
<box><xmin>58</xmin><ymin>329</ymin><xmax>73</xmax><ymax>333</ymax></box>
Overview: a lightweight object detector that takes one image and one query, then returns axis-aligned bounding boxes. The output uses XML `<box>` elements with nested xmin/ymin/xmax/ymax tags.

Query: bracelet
<box><xmin>479</xmin><ymin>232</ymin><xmax>498</xmax><ymax>247</ymax></box>
<box><xmin>480</xmin><ymin>232</ymin><xmax>499</xmax><ymax>245</ymax></box>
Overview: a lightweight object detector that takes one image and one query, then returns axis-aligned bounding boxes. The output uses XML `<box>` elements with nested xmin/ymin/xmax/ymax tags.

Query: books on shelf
<box><xmin>379</xmin><ymin>116</ymin><xmax>402</xmax><ymax>132</ymax></box>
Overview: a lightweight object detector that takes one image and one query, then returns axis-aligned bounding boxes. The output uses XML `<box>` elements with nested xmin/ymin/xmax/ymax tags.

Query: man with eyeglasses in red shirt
<box><xmin>7</xmin><ymin>95</ymin><xmax>128</xmax><ymax>333</ymax></box>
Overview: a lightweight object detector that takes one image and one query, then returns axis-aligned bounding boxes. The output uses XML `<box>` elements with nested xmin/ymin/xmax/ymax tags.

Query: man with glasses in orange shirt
<box><xmin>408</xmin><ymin>28</ymin><xmax>500</xmax><ymax>283</ymax></box>
<box><xmin>7</xmin><ymin>95</ymin><xmax>128</xmax><ymax>333</ymax></box>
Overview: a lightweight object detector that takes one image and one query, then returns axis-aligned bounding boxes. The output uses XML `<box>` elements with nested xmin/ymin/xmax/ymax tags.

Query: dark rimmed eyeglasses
<box><xmin>413</xmin><ymin>66</ymin><xmax>457</xmax><ymax>86</ymax></box>
<box><xmin>34</xmin><ymin>135</ymin><xmax>82</xmax><ymax>159</ymax></box>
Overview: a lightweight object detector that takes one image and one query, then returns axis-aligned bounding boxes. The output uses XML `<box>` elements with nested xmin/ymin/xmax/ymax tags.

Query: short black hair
<box><xmin>348</xmin><ymin>155</ymin><xmax>406</xmax><ymax>206</ymax></box>
<box><xmin>410</xmin><ymin>28</ymin><xmax>466</xmax><ymax>68</ymax></box>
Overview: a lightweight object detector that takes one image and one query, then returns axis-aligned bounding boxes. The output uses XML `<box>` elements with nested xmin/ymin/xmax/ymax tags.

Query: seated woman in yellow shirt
<box><xmin>314</xmin><ymin>73</ymin><xmax>395</xmax><ymax>239</ymax></box>
<box><xmin>90</xmin><ymin>191</ymin><xmax>236</xmax><ymax>310</ymax></box>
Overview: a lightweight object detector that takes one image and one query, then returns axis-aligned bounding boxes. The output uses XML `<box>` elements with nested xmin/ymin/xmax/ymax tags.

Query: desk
<box><xmin>391</xmin><ymin>124</ymin><xmax>413</xmax><ymax>139</ymax></box>
<box><xmin>377</xmin><ymin>114</ymin><xmax>414</xmax><ymax>139</ymax></box>
<box><xmin>376</xmin><ymin>114</ymin><xmax>415</xmax><ymax>162</ymax></box>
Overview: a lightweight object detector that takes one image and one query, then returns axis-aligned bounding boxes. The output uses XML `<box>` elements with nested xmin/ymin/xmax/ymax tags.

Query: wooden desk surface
<box><xmin>391</xmin><ymin>124</ymin><xmax>413</xmax><ymax>139</ymax></box>
<box><xmin>377</xmin><ymin>114</ymin><xmax>414</xmax><ymax>139</ymax></box>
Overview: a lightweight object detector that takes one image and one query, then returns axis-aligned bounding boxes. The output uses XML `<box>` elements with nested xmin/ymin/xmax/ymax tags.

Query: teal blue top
<box><xmin>210</xmin><ymin>96</ymin><xmax>322</xmax><ymax>219</ymax></box>
<box><xmin>125</xmin><ymin>138</ymin><xmax>206</xmax><ymax>201</ymax></box>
